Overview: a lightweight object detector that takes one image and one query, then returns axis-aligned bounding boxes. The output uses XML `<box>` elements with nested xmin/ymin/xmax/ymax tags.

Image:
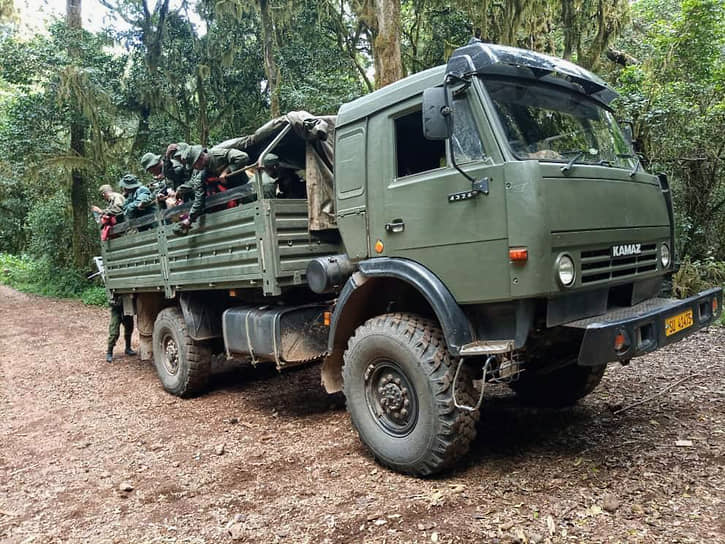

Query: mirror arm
<box><xmin>444</xmin><ymin>75</ymin><xmax>489</xmax><ymax>196</ymax></box>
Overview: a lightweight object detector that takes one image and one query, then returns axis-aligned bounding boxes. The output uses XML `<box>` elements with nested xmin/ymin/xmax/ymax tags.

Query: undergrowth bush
<box><xmin>672</xmin><ymin>258</ymin><xmax>725</xmax><ymax>325</ymax></box>
<box><xmin>672</xmin><ymin>258</ymin><xmax>725</xmax><ymax>298</ymax></box>
<box><xmin>81</xmin><ymin>286</ymin><xmax>108</xmax><ymax>306</ymax></box>
<box><xmin>0</xmin><ymin>253</ymin><xmax>107</xmax><ymax>305</ymax></box>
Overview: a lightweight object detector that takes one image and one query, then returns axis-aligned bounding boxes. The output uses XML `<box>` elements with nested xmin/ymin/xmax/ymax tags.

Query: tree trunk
<box><xmin>258</xmin><ymin>0</ymin><xmax>280</xmax><ymax>116</ymax></box>
<box><xmin>196</xmin><ymin>70</ymin><xmax>209</xmax><ymax>146</ymax></box>
<box><xmin>132</xmin><ymin>104</ymin><xmax>151</xmax><ymax>155</ymax></box>
<box><xmin>373</xmin><ymin>0</ymin><xmax>403</xmax><ymax>88</ymax></box>
<box><xmin>67</xmin><ymin>0</ymin><xmax>90</xmax><ymax>268</ymax></box>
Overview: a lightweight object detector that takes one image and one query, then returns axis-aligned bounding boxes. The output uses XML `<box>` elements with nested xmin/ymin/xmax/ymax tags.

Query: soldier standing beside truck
<box><xmin>106</xmin><ymin>302</ymin><xmax>136</xmax><ymax>363</ymax></box>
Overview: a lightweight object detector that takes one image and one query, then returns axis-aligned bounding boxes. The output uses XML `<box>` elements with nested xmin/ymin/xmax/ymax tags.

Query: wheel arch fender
<box><xmin>321</xmin><ymin>257</ymin><xmax>473</xmax><ymax>393</ymax></box>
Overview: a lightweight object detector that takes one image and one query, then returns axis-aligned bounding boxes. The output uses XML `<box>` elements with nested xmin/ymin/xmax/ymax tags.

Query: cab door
<box><xmin>368</xmin><ymin>89</ymin><xmax>510</xmax><ymax>304</ymax></box>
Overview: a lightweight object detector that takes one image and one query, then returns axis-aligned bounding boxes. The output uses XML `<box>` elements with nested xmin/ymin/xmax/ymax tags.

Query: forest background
<box><xmin>0</xmin><ymin>0</ymin><xmax>723</xmax><ymax>302</ymax></box>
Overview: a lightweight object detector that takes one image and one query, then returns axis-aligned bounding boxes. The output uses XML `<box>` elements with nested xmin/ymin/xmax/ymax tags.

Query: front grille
<box><xmin>580</xmin><ymin>243</ymin><xmax>658</xmax><ymax>284</ymax></box>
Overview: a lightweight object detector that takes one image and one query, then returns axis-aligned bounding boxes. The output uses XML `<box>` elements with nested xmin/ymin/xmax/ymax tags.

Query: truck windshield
<box><xmin>482</xmin><ymin>77</ymin><xmax>635</xmax><ymax>169</ymax></box>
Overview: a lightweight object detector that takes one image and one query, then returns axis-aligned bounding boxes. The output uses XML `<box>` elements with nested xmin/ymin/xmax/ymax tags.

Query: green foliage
<box><xmin>0</xmin><ymin>252</ymin><xmax>103</xmax><ymax>303</ymax></box>
<box><xmin>24</xmin><ymin>192</ymin><xmax>75</xmax><ymax>268</ymax></box>
<box><xmin>672</xmin><ymin>257</ymin><xmax>725</xmax><ymax>298</ymax></box>
<box><xmin>81</xmin><ymin>286</ymin><xmax>109</xmax><ymax>306</ymax></box>
<box><xmin>0</xmin><ymin>174</ymin><xmax>28</xmax><ymax>252</ymax></box>
<box><xmin>613</xmin><ymin>0</ymin><xmax>725</xmax><ymax>260</ymax></box>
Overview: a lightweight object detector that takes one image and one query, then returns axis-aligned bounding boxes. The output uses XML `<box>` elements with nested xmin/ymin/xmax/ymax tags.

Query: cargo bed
<box><xmin>101</xmin><ymin>186</ymin><xmax>341</xmax><ymax>298</ymax></box>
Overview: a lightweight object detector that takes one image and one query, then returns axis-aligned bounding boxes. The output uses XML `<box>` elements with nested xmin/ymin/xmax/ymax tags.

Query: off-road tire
<box><xmin>510</xmin><ymin>362</ymin><xmax>606</xmax><ymax>407</ymax></box>
<box><xmin>152</xmin><ymin>307</ymin><xmax>211</xmax><ymax>397</ymax></box>
<box><xmin>342</xmin><ymin>313</ymin><xmax>479</xmax><ymax>476</ymax></box>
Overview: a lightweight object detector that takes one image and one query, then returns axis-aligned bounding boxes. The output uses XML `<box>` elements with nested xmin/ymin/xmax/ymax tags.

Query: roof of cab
<box><xmin>337</xmin><ymin>65</ymin><xmax>445</xmax><ymax>128</ymax></box>
<box><xmin>447</xmin><ymin>40</ymin><xmax>618</xmax><ymax>105</ymax></box>
<box><xmin>337</xmin><ymin>41</ymin><xmax>618</xmax><ymax>128</ymax></box>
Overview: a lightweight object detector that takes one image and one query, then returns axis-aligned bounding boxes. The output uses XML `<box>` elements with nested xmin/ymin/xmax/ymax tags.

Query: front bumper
<box><xmin>565</xmin><ymin>287</ymin><xmax>722</xmax><ymax>366</ymax></box>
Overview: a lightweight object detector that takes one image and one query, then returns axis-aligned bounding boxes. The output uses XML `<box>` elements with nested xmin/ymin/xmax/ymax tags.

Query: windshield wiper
<box><xmin>629</xmin><ymin>156</ymin><xmax>640</xmax><ymax>177</ymax></box>
<box><xmin>616</xmin><ymin>153</ymin><xmax>641</xmax><ymax>176</ymax></box>
<box><xmin>560</xmin><ymin>150</ymin><xmax>586</xmax><ymax>173</ymax></box>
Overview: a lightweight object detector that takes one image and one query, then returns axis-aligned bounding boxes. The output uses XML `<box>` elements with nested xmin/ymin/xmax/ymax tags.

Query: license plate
<box><xmin>665</xmin><ymin>309</ymin><xmax>693</xmax><ymax>336</ymax></box>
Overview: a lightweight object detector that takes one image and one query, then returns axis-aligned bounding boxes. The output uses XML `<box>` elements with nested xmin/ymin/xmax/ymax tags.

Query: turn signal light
<box><xmin>323</xmin><ymin>311</ymin><xmax>331</xmax><ymax>326</ymax></box>
<box><xmin>713</xmin><ymin>298</ymin><xmax>719</xmax><ymax>314</ymax></box>
<box><xmin>374</xmin><ymin>240</ymin><xmax>384</xmax><ymax>254</ymax></box>
<box><xmin>509</xmin><ymin>247</ymin><xmax>528</xmax><ymax>263</ymax></box>
<box><xmin>614</xmin><ymin>332</ymin><xmax>626</xmax><ymax>351</ymax></box>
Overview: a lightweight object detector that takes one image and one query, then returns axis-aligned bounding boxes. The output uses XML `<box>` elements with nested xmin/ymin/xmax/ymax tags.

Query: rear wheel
<box><xmin>510</xmin><ymin>361</ymin><xmax>606</xmax><ymax>407</ymax></box>
<box><xmin>152</xmin><ymin>307</ymin><xmax>211</xmax><ymax>397</ymax></box>
<box><xmin>342</xmin><ymin>313</ymin><xmax>479</xmax><ymax>476</ymax></box>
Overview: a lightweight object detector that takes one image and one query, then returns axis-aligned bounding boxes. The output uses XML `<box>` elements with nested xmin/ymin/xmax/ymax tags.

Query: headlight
<box><xmin>661</xmin><ymin>243</ymin><xmax>671</xmax><ymax>268</ymax></box>
<box><xmin>556</xmin><ymin>254</ymin><xmax>575</xmax><ymax>287</ymax></box>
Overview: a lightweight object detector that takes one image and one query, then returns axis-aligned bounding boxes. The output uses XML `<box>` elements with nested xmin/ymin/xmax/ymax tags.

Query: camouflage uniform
<box><xmin>163</xmin><ymin>156</ymin><xmax>191</xmax><ymax>189</ymax></box>
<box><xmin>107</xmin><ymin>302</ymin><xmax>135</xmax><ymax>362</ymax></box>
<box><xmin>142</xmin><ymin>151</ymin><xmax>191</xmax><ymax>190</ymax></box>
<box><xmin>262</xmin><ymin>153</ymin><xmax>306</xmax><ymax>199</ymax></box>
<box><xmin>98</xmin><ymin>184</ymin><xmax>126</xmax><ymax>216</ymax></box>
<box><xmin>119</xmin><ymin>174</ymin><xmax>155</xmax><ymax>219</ymax></box>
<box><xmin>173</xmin><ymin>146</ymin><xmax>249</xmax><ymax>234</ymax></box>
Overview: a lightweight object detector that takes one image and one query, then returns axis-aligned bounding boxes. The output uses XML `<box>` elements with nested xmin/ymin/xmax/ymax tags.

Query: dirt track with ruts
<box><xmin>1</xmin><ymin>285</ymin><xmax>723</xmax><ymax>543</ymax></box>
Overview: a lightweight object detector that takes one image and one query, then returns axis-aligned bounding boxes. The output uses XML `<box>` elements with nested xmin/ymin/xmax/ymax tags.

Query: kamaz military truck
<box><xmin>100</xmin><ymin>40</ymin><xmax>722</xmax><ymax>476</ymax></box>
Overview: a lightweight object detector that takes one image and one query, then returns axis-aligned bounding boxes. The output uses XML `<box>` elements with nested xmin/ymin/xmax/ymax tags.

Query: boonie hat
<box><xmin>119</xmin><ymin>174</ymin><xmax>141</xmax><ymax>190</ymax></box>
<box><xmin>140</xmin><ymin>152</ymin><xmax>162</xmax><ymax>171</ymax></box>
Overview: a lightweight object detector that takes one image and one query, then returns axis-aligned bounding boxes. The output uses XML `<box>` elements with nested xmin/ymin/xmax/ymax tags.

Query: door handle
<box><xmin>385</xmin><ymin>219</ymin><xmax>405</xmax><ymax>233</ymax></box>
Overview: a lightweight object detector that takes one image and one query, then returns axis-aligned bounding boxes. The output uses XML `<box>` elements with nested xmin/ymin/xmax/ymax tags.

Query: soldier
<box><xmin>106</xmin><ymin>301</ymin><xmax>136</xmax><ymax>363</ymax></box>
<box><xmin>119</xmin><ymin>174</ymin><xmax>155</xmax><ymax>220</ymax></box>
<box><xmin>141</xmin><ymin>149</ymin><xmax>191</xmax><ymax>189</ymax></box>
<box><xmin>92</xmin><ymin>184</ymin><xmax>125</xmax><ymax>217</ymax></box>
<box><xmin>169</xmin><ymin>142</ymin><xmax>191</xmax><ymax>166</ymax></box>
<box><xmin>261</xmin><ymin>153</ymin><xmax>306</xmax><ymax>199</ymax></box>
<box><xmin>173</xmin><ymin>145</ymin><xmax>250</xmax><ymax>235</ymax></box>
<box><xmin>92</xmin><ymin>184</ymin><xmax>126</xmax><ymax>241</ymax></box>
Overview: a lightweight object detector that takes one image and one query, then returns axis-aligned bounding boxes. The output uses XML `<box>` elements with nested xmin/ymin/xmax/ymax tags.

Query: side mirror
<box><xmin>620</xmin><ymin>122</ymin><xmax>634</xmax><ymax>146</ymax></box>
<box><xmin>619</xmin><ymin>119</ymin><xmax>642</xmax><ymax>152</ymax></box>
<box><xmin>422</xmin><ymin>87</ymin><xmax>452</xmax><ymax>141</ymax></box>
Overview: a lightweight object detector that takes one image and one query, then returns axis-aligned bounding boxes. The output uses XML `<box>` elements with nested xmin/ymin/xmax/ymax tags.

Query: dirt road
<box><xmin>0</xmin><ymin>285</ymin><xmax>723</xmax><ymax>543</ymax></box>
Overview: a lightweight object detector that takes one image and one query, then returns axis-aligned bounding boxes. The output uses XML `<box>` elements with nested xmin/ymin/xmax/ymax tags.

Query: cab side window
<box><xmin>451</xmin><ymin>96</ymin><xmax>489</xmax><ymax>163</ymax></box>
<box><xmin>395</xmin><ymin>108</ymin><xmax>446</xmax><ymax>177</ymax></box>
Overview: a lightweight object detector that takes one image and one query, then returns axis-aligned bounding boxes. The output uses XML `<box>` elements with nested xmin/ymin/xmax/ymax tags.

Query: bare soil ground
<box><xmin>0</xmin><ymin>285</ymin><xmax>723</xmax><ymax>544</ymax></box>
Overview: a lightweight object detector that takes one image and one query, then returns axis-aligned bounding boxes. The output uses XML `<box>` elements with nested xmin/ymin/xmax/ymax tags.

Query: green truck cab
<box><xmin>101</xmin><ymin>40</ymin><xmax>722</xmax><ymax>476</ymax></box>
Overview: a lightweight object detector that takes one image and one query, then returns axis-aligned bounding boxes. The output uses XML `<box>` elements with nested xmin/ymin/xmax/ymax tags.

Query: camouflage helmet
<box><xmin>261</xmin><ymin>153</ymin><xmax>279</xmax><ymax>168</ymax></box>
<box><xmin>118</xmin><ymin>174</ymin><xmax>141</xmax><ymax>190</ymax></box>
<box><xmin>98</xmin><ymin>184</ymin><xmax>113</xmax><ymax>195</ymax></box>
<box><xmin>186</xmin><ymin>145</ymin><xmax>205</xmax><ymax>168</ymax></box>
<box><xmin>140</xmin><ymin>152</ymin><xmax>162</xmax><ymax>171</ymax></box>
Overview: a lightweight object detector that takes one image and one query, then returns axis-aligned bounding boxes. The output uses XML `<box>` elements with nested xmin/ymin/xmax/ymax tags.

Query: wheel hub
<box><xmin>365</xmin><ymin>362</ymin><xmax>417</xmax><ymax>436</ymax></box>
<box><xmin>162</xmin><ymin>335</ymin><xmax>179</xmax><ymax>375</ymax></box>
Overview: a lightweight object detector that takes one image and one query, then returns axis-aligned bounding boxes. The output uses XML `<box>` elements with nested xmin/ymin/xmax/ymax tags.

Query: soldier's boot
<box><xmin>106</xmin><ymin>350</ymin><xmax>113</xmax><ymax>363</ymax></box>
<box><xmin>124</xmin><ymin>335</ymin><xmax>137</xmax><ymax>356</ymax></box>
<box><xmin>139</xmin><ymin>335</ymin><xmax>153</xmax><ymax>361</ymax></box>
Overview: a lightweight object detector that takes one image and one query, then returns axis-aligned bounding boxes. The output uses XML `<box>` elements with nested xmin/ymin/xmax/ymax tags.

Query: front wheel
<box><xmin>342</xmin><ymin>313</ymin><xmax>479</xmax><ymax>476</ymax></box>
<box><xmin>510</xmin><ymin>362</ymin><xmax>606</xmax><ymax>407</ymax></box>
<box><xmin>152</xmin><ymin>307</ymin><xmax>211</xmax><ymax>397</ymax></box>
